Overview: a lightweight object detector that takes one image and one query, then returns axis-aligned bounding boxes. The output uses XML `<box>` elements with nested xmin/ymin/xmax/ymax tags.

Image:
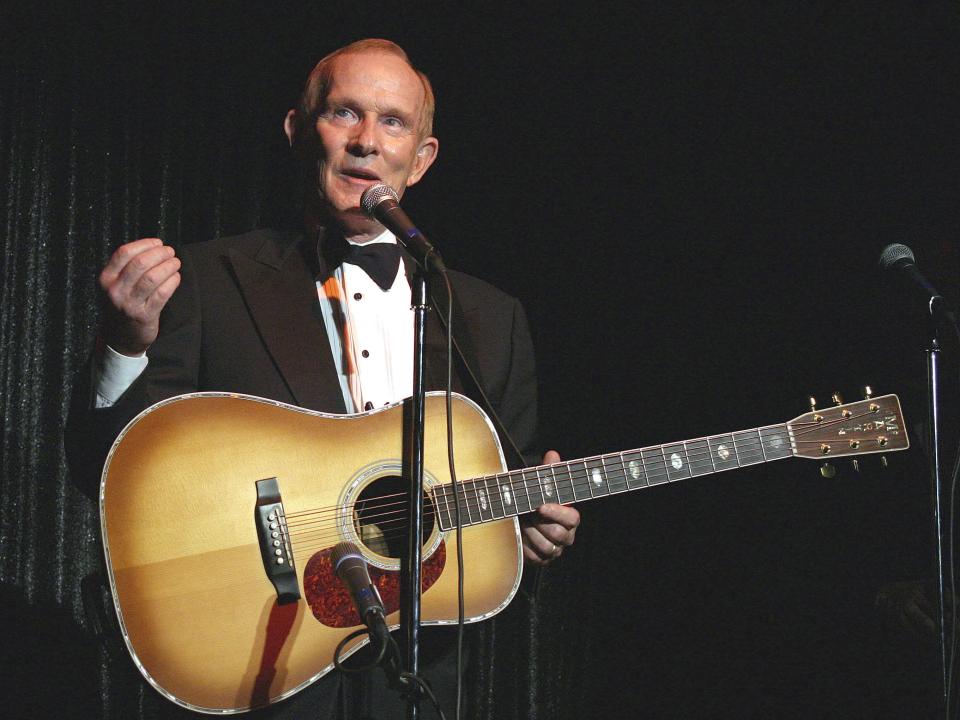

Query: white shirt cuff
<box><xmin>95</xmin><ymin>345</ymin><xmax>148</xmax><ymax>408</ymax></box>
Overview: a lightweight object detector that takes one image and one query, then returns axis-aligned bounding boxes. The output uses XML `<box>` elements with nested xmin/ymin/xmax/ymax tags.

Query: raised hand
<box><xmin>98</xmin><ymin>238</ymin><xmax>181</xmax><ymax>355</ymax></box>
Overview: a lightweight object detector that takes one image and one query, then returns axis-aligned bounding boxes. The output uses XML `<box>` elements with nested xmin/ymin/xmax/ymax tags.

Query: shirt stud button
<box><xmin>353</xmin><ymin>292</ymin><xmax>362</xmax><ymax>300</ymax></box>
<box><xmin>361</xmin><ymin>349</ymin><xmax>370</xmax><ymax>358</ymax></box>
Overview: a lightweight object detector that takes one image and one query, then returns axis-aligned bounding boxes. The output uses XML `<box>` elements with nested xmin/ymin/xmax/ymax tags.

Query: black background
<box><xmin>1</xmin><ymin>2</ymin><xmax>957</xmax><ymax>718</ymax></box>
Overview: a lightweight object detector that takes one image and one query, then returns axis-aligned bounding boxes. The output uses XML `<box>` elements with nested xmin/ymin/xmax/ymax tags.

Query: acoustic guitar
<box><xmin>100</xmin><ymin>390</ymin><xmax>908</xmax><ymax>713</ymax></box>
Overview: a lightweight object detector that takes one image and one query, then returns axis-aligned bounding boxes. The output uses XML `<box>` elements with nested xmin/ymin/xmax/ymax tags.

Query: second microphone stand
<box><xmin>400</xmin><ymin>268</ymin><xmax>430</xmax><ymax>720</ymax></box>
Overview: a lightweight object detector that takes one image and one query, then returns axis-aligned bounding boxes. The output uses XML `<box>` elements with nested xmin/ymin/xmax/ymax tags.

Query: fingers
<box><xmin>99</xmin><ymin>238</ymin><xmax>181</xmax><ymax>355</ymax></box>
<box><xmin>99</xmin><ymin>237</ymin><xmax>163</xmax><ymax>284</ymax></box>
<box><xmin>520</xmin><ymin>502</ymin><xmax>580</xmax><ymax>566</ymax></box>
<box><xmin>542</xmin><ymin>449</ymin><xmax>561</xmax><ymax>465</ymax></box>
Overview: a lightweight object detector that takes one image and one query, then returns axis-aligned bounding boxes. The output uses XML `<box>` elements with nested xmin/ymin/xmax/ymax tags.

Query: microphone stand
<box><xmin>925</xmin><ymin>323</ymin><xmax>949</xmax><ymax>712</ymax></box>
<box><xmin>400</xmin><ymin>267</ymin><xmax>430</xmax><ymax>720</ymax></box>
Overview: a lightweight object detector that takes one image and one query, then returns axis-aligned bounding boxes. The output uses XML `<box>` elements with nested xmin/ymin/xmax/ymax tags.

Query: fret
<box><xmin>541</xmin><ymin>466</ymin><xmax>558</xmax><ymax>502</ymax></box>
<box><xmin>707</xmin><ymin>434</ymin><xmax>739</xmax><ymax>472</ymax></box>
<box><xmin>461</xmin><ymin>479</ymin><xmax>477</xmax><ymax>525</ymax></box>
<box><xmin>519</xmin><ymin>469</ymin><xmax>537</xmax><ymax>511</ymax></box>
<box><xmin>759</xmin><ymin>424</ymin><xmax>793</xmax><ymax>461</ymax></box>
<box><xmin>472</xmin><ymin>478</ymin><xmax>494</xmax><ymax>523</ymax></box>
<box><xmin>568</xmin><ymin>461</ymin><xmax>587</xmax><ymax>501</ymax></box>
<box><xmin>662</xmin><ymin>442</ymin><xmax>692</xmax><ymax>482</ymax></box>
<box><xmin>484</xmin><ymin>475</ymin><xmax>506</xmax><ymax>519</ymax></box>
<box><xmin>508</xmin><ymin>471</ymin><xmax>533</xmax><ymax>514</ymax></box>
<box><xmin>525</xmin><ymin>469</ymin><xmax>547</xmax><ymax>510</ymax></box>
<box><xmin>642</xmin><ymin>447</ymin><xmax>669</xmax><ymax>485</ymax></box>
<box><xmin>497</xmin><ymin>474</ymin><xmax>518</xmax><ymax>517</ymax></box>
<box><xmin>552</xmin><ymin>463</ymin><xmax>578</xmax><ymax>503</ymax></box>
<box><xmin>733</xmin><ymin>430</ymin><xmax>764</xmax><ymax>466</ymax></box>
<box><xmin>605</xmin><ymin>453</ymin><xmax>630</xmax><ymax>493</ymax></box>
<box><xmin>685</xmin><ymin>438</ymin><xmax>713</xmax><ymax>476</ymax></box>
<box><xmin>583</xmin><ymin>457</ymin><xmax>610</xmax><ymax>497</ymax></box>
<box><xmin>447</xmin><ymin>481</ymin><xmax>473</xmax><ymax>527</ymax></box>
<box><xmin>434</xmin><ymin>485</ymin><xmax>452</xmax><ymax>531</ymax></box>
<box><xmin>621</xmin><ymin>450</ymin><xmax>648</xmax><ymax>489</ymax></box>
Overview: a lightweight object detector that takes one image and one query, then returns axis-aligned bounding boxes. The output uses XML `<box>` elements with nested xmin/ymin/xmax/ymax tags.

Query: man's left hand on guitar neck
<box><xmin>520</xmin><ymin>450</ymin><xmax>580</xmax><ymax>565</ymax></box>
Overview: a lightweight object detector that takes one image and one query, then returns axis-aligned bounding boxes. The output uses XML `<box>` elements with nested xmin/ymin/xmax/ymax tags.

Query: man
<box><xmin>67</xmin><ymin>39</ymin><xmax>579</xmax><ymax>717</ymax></box>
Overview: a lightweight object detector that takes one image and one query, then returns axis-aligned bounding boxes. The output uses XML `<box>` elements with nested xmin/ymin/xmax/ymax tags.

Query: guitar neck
<box><xmin>431</xmin><ymin>422</ymin><xmax>794</xmax><ymax>530</ymax></box>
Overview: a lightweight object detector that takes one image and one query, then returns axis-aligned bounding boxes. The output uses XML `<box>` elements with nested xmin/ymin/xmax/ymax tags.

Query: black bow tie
<box><xmin>340</xmin><ymin>242</ymin><xmax>402</xmax><ymax>291</ymax></box>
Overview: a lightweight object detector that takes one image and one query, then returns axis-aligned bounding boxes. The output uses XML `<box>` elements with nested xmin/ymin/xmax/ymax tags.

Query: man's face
<box><xmin>289</xmin><ymin>51</ymin><xmax>438</xmax><ymax>238</ymax></box>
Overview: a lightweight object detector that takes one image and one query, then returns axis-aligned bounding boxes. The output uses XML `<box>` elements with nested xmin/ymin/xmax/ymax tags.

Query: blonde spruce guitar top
<box><xmin>100</xmin><ymin>391</ymin><xmax>907</xmax><ymax>713</ymax></box>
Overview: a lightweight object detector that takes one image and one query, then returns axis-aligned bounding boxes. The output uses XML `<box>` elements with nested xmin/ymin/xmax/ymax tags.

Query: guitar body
<box><xmin>101</xmin><ymin>392</ymin><xmax>521</xmax><ymax>714</ymax></box>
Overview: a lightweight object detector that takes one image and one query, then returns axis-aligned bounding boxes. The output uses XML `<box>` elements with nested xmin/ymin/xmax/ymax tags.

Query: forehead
<box><xmin>326</xmin><ymin>51</ymin><xmax>425</xmax><ymax>111</ymax></box>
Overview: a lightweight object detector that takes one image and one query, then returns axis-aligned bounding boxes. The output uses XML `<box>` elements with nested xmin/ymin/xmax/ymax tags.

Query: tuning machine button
<box><xmin>820</xmin><ymin>462</ymin><xmax>836</xmax><ymax>478</ymax></box>
<box><xmin>862</xmin><ymin>385</ymin><xmax>874</xmax><ymax>400</ymax></box>
<box><xmin>851</xmin><ymin>459</ymin><xmax>860</xmax><ymax>474</ymax></box>
<box><xmin>808</xmin><ymin>396</ymin><xmax>824</xmax><ymax>423</ymax></box>
<box><xmin>831</xmin><ymin>391</ymin><xmax>844</xmax><ymax>405</ymax></box>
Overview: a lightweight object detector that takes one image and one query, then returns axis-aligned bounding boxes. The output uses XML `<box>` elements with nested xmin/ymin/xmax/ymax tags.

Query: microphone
<box><xmin>878</xmin><ymin>243</ymin><xmax>955</xmax><ymax>324</ymax></box>
<box><xmin>331</xmin><ymin>541</ymin><xmax>389</xmax><ymax>639</ymax></box>
<box><xmin>360</xmin><ymin>184</ymin><xmax>447</xmax><ymax>274</ymax></box>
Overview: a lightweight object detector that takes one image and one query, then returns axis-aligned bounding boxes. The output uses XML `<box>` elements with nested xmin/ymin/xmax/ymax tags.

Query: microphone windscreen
<box><xmin>879</xmin><ymin>243</ymin><xmax>915</xmax><ymax>270</ymax></box>
<box><xmin>360</xmin><ymin>183</ymin><xmax>399</xmax><ymax>218</ymax></box>
<box><xmin>331</xmin><ymin>541</ymin><xmax>363</xmax><ymax>572</ymax></box>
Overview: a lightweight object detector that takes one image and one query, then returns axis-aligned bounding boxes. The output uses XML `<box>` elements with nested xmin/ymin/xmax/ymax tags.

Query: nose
<box><xmin>347</xmin><ymin>115</ymin><xmax>378</xmax><ymax>157</ymax></box>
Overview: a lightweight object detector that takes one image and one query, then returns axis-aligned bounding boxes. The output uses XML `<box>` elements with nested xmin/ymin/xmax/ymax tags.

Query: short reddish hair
<box><xmin>295</xmin><ymin>39</ymin><xmax>435</xmax><ymax>139</ymax></box>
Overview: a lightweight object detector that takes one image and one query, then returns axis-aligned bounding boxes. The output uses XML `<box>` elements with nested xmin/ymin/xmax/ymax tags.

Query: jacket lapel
<box><xmin>226</xmin><ymin>231</ymin><xmax>347</xmax><ymax>413</ymax></box>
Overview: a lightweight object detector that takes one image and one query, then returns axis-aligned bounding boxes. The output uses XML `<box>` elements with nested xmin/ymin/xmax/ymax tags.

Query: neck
<box><xmin>304</xmin><ymin>206</ymin><xmax>384</xmax><ymax>245</ymax></box>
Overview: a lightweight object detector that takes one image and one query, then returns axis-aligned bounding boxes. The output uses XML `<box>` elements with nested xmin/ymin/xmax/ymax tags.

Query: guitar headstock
<box><xmin>786</xmin><ymin>393</ymin><xmax>909</xmax><ymax>459</ymax></box>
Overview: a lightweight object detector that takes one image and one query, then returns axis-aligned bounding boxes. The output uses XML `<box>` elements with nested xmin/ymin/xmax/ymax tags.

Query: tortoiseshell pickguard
<box><xmin>303</xmin><ymin>542</ymin><xmax>446</xmax><ymax>627</ymax></box>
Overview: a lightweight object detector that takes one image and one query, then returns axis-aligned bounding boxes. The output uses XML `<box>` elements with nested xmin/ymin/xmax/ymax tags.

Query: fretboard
<box><xmin>431</xmin><ymin>423</ymin><xmax>794</xmax><ymax>531</ymax></box>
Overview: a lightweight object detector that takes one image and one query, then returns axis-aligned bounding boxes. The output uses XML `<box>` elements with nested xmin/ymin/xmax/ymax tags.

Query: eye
<box><xmin>327</xmin><ymin>106</ymin><xmax>357</xmax><ymax>124</ymax></box>
<box><xmin>382</xmin><ymin>116</ymin><xmax>408</xmax><ymax>134</ymax></box>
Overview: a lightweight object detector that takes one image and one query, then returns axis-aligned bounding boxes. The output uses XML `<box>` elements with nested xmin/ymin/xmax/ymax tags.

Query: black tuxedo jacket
<box><xmin>66</xmin><ymin>227</ymin><xmax>539</xmax><ymax>495</ymax></box>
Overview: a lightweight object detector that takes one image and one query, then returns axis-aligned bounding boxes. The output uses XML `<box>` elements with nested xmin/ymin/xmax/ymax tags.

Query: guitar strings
<box><xmin>284</xmin><ymin>420</ymin><xmax>825</xmax><ymax>525</ymax></box>
<box><xmin>284</xmin><ymin>412</ymin><xmax>883</xmax><ymax>542</ymax></box>
<box><xmin>284</xmin><ymin>410</ymin><xmax>881</xmax><ymax>529</ymax></box>
<box><xmin>283</xmin><ymin>410</ymin><xmax>892</xmax><ymax>553</ymax></box>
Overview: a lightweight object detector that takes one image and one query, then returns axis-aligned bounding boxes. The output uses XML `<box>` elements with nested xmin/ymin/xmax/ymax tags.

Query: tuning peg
<box><xmin>831</xmin><ymin>391</ymin><xmax>844</xmax><ymax>405</ymax></box>
<box><xmin>862</xmin><ymin>385</ymin><xmax>874</xmax><ymax>399</ymax></box>
<box><xmin>808</xmin><ymin>396</ymin><xmax>818</xmax><ymax>411</ymax></box>
<box><xmin>820</xmin><ymin>462</ymin><xmax>836</xmax><ymax>478</ymax></box>
<box><xmin>851</xmin><ymin>459</ymin><xmax>860</xmax><ymax>474</ymax></box>
<box><xmin>880</xmin><ymin>456</ymin><xmax>888</xmax><ymax>469</ymax></box>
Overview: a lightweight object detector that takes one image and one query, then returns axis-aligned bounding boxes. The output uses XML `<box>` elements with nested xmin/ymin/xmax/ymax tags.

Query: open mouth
<box><xmin>341</xmin><ymin>168</ymin><xmax>381</xmax><ymax>182</ymax></box>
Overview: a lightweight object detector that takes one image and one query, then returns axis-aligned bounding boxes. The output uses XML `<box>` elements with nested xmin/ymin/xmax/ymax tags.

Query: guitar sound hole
<box><xmin>353</xmin><ymin>476</ymin><xmax>435</xmax><ymax>559</ymax></box>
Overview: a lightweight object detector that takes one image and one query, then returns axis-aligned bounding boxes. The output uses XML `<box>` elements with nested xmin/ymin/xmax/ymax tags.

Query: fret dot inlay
<box><xmin>591</xmin><ymin>468</ymin><xmax>602</xmax><ymax>486</ymax></box>
<box><xmin>628</xmin><ymin>460</ymin><xmax>641</xmax><ymax>479</ymax></box>
<box><xmin>717</xmin><ymin>444</ymin><xmax>730</xmax><ymax>461</ymax></box>
<box><xmin>544</xmin><ymin>479</ymin><xmax>554</xmax><ymax>498</ymax></box>
<box><xmin>478</xmin><ymin>489</ymin><xmax>488</xmax><ymax>511</ymax></box>
<box><xmin>670</xmin><ymin>453</ymin><xmax>683</xmax><ymax>470</ymax></box>
<box><xmin>501</xmin><ymin>484</ymin><xmax>512</xmax><ymax>506</ymax></box>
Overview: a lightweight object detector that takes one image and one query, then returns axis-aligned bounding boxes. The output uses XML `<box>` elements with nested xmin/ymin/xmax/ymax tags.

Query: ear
<box><xmin>405</xmin><ymin>136</ymin><xmax>439</xmax><ymax>188</ymax></box>
<box><xmin>283</xmin><ymin>109</ymin><xmax>298</xmax><ymax>147</ymax></box>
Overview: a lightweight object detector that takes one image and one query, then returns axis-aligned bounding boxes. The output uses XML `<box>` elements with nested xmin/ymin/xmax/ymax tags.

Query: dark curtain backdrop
<box><xmin>2</xmin><ymin>2</ymin><xmax>958</xmax><ymax>718</ymax></box>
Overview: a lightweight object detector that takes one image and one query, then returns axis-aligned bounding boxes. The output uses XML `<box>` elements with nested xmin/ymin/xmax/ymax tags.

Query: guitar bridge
<box><xmin>254</xmin><ymin>477</ymin><xmax>301</xmax><ymax>604</ymax></box>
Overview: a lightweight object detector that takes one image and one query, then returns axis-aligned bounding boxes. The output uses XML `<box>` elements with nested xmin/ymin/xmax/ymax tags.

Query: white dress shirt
<box><xmin>94</xmin><ymin>229</ymin><xmax>414</xmax><ymax>414</ymax></box>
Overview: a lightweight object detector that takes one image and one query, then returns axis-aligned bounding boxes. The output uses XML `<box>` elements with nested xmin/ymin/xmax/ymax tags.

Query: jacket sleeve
<box><xmin>63</xmin><ymin>245</ymin><xmax>202</xmax><ymax>499</ymax></box>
